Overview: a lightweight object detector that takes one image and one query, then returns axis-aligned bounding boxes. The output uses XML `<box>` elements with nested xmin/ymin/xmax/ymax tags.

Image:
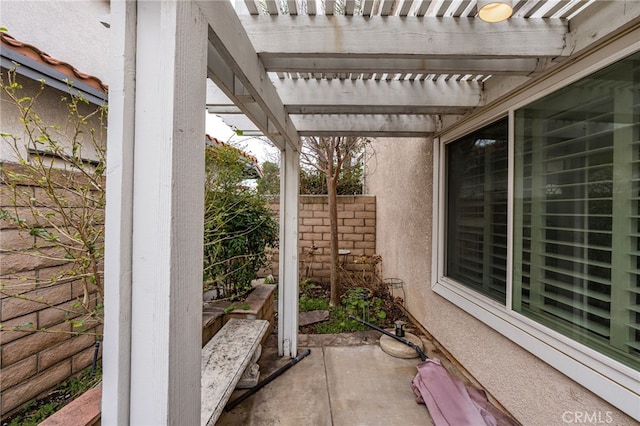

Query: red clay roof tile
<box><xmin>1</xmin><ymin>32</ymin><xmax>108</xmax><ymax>93</ymax></box>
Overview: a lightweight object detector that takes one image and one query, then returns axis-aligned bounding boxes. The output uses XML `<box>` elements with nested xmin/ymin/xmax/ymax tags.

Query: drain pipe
<box><xmin>92</xmin><ymin>340</ymin><xmax>101</xmax><ymax>374</ymax></box>
<box><xmin>348</xmin><ymin>315</ymin><xmax>428</xmax><ymax>361</ymax></box>
<box><xmin>225</xmin><ymin>348</ymin><xmax>312</xmax><ymax>411</ymax></box>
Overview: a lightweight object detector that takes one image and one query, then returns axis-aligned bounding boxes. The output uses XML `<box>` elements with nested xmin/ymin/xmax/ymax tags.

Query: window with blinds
<box><xmin>513</xmin><ymin>52</ymin><xmax>640</xmax><ymax>371</ymax></box>
<box><xmin>446</xmin><ymin>118</ymin><xmax>508</xmax><ymax>304</ymax></box>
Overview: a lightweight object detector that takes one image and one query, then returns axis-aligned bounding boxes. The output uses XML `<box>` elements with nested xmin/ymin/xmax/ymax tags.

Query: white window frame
<box><xmin>432</xmin><ymin>34</ymin><xmax>640</xmax><ymax>420</ymax></box>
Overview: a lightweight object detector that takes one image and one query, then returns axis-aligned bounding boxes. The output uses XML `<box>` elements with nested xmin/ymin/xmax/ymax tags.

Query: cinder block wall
<box><xmin>265</xmin><ymin>195</ymin><xmax>376</xmax><ymax>283</ymax></box>
<box><xmin>0</xmin><ymin>163</ymin><xmax>102</xmax><ymax>419</ymax></box>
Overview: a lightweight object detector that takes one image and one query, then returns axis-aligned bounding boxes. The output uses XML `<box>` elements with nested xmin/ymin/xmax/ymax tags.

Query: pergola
<box><xmin>102</xmin><ymin>1</ymin><xmax>640</xmax><ymax>424</ymax></box>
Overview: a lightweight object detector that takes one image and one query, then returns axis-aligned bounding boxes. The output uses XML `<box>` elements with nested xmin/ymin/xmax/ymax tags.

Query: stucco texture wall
<box><xmin>0</xmin><ymin>76</ymin><xmax>104</xmax><ymax>163</ymax></box>
<box><xmin>366</xmin><ymin>137</ymin><xmax>635</xmax><ymax>425</ymax></box>
<box><xmin>1</xmin><ymin>1</ymin><xmax>110</xmax><ymax>81</ymax></box>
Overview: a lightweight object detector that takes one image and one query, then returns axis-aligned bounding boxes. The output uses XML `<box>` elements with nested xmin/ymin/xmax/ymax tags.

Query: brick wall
<box><xmin>0</xmin><ymin>163</ymin><xmax>102</xmax><ymax>419</ymax></box>
<box><xmin>265</xmin><ymin>195</ymin><xmax>376</xmax><ymax>283</ymax></box>
<box><xmin>0</xmin><ymin>189</ymin><xmax>374</xmax><ymax>417</ymax></box>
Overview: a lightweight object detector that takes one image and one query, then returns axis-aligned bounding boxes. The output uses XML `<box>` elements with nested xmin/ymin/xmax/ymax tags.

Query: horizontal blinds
<box><xmin>628</xmin><ymin>132</ymin><xmax>640</xmax><ymax>352</ymax></box>
<box><xmin>514</xmin><ymin>53</ymin><xmax>640</xmax><ymax>370</ymax></box>
<box><xmin>446</xmin><ymin>118</ymin><xmax>508</xmax><ymax>303</ymax></box>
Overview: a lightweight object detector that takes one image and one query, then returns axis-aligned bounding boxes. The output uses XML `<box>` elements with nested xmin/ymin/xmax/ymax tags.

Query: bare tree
<box><xmin>300</xmin><ymin>136</ymin><xmax>368</xmax><ymax>306</ymax></box>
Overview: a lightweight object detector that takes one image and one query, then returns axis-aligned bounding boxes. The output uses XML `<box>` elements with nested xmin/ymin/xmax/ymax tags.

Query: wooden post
<box><xmin>103</xmin><ymin>1</ymin><xmax>207</xmax><ymax>424</ymax></box>
<box><xmin>278</xmin><ymin>144</ymin><xmax>300</xmax><ymax>357</ymax></box>
<box><xmin>102</xmin><ymin>1</ymin><xmax>136</xmax><ymax>423</ymax></box>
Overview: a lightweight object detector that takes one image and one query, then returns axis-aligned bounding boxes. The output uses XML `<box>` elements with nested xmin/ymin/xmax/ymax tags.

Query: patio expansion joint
<box><xmin>321</xmin><ymin>346</ymin><xmax>336</xmax><ymax>425</ymax></box>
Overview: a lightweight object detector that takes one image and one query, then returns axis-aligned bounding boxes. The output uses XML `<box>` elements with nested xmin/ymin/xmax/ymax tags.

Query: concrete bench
<box><xmin>201</xmin><ymin>318</ymin><xmax>269</xmax><ymax>426</ymax></box>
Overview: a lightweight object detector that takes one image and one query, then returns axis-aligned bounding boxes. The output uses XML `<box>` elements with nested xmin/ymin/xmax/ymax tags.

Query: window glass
<box><xmin>446</xmin><ymin>118</ymin><xmax>508</xmax><ymax>303</ymax></box>
<box><xmin>513</xmin><ymin>52</ymin><xmax>640</xmax><ymax>370</ymax></box>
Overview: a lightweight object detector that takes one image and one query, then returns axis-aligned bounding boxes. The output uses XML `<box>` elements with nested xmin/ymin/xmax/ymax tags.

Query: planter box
<box><xmin>202</xmin><ymin>283</ymin><xmax>276</xmax><ymax>347</ymax></box>
<box><xmin>226</xmin><ymin>283</ymin><xmax>276</xmax><ymax>345</ymax></box>
<box><xmin>202</xmin><ymin>306</ymin><xmax>227</xmax><ymax>347</ymax></box>
<box><xmin>39</xmin><ymin>385</ymin><xmax>101</xmax><ymax>426</ymax></box>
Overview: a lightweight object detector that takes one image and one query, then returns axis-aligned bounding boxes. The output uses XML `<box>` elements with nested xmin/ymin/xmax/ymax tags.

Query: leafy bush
<box><xmin>203</xmin><ymin>145</ymin><xmax>278</xmax><ymax>298</ymax></box>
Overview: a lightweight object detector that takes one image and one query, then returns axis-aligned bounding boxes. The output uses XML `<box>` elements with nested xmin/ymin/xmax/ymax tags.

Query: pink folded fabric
<box><xmin>411</xmin><ymin>358</ymin><xmax>498</xmax><ymax>426</ymax></box>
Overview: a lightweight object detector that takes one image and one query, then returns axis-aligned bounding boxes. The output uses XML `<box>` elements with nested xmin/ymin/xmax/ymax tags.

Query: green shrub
<box><xmin>203</xmin><ymin>145</ymin><xmax>278</xmax><ymax>298</ymax></box>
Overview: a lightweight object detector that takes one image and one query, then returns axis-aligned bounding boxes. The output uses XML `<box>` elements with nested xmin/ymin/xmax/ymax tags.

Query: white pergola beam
<box><xmin>243</xmin><ymin>0</ymin><xmax>259</xmax><ymax>15</ymax></box>
<box><xmin>399</xmin><ymin>0</ymin><xmax>414</xmax><ymax>16</ymax></box>
<box><xmin>196</xmin><ymin>0</ymin><xmax>300</xmax><ymax>151</ymax></box>
<box><xmin>216</xmin><ymin>114</ymin><xmax>260</xmax><ymax>131</ymax></box>
<box><xmin>568</xmin><ymin>1</ymin><xmax>640</xmax><ymax>54</ymax></box>
<box><xmin>241</xmin><ymin>16</ymin><xmax>569</xmax><ymax>58</ymax></box>
<box><xmin>307</xmin><ymin>0</ymin><xmax>317</xmax><ymax>15</ymax></box>
<box><xmin>288</xmin><ymin>0</ymin><xmax>297</xmax><ymax>15</ymax></box>
<box><xmin>216</xmin><ymin>113</ymin><xmax>287</xmax><ymax>137</ymax></box>
<box><xmin>362</xmin><ymin>0</ymin><xmax>374</xmax><ymax>16</ymax></box>
<box><xmin>265</xmin><ymin>0</ymin><xmax>279</xmax><ymax>15</ymax></box>
<box><xmin>209</xmin><ymin>75</ymin><xmax>480</xmax><ymax>116</ymax></box>
<box><xmin>272</xmin><ymin>79</ymin><xmax>482</xmax><ymax>114</ymax></box>
<box><xmin>207</xmin><ymin>105</ymin><xmax>242</xmax><ymax>114</ymax></box>
<box><xmin>261</xmin><ymin>57</ymin><xmax>540</xmax><ymax>75</ymax></box>
<box><xmin>217</xmin><ymin>113</ymin><xmax>440</xmax><ymax>136</ymax></box>
<box><xmin>206</xmin><ymin>78</ymin><xmax>233</xmax><ymax>105</ymax></box>
<box><xmin>104</xmin><ymin>1</ymin><xmax>207</xmax><ymax>424</ymax></box>
<box><xmin>292</xmin><ymin>114</ymin><xmax>438</xmax><ymax>136</ymax></box>
<box><xmin>483</xmin><ymin>2</ymin><xmax>640</xmax><ymax>98</ymax></box>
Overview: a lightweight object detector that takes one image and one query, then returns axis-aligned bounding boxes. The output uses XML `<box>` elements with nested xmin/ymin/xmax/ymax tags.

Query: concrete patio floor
<box><xmin>216</xmin><ymin>330</ymin><xmax>519</xmax><ymax>426</ymax></box>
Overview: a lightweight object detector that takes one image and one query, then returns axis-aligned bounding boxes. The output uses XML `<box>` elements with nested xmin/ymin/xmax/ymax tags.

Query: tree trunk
<box><xmin>327</xmin><ymin>175</ymin><xmax>341</xmax><ymax>306</ymax></box>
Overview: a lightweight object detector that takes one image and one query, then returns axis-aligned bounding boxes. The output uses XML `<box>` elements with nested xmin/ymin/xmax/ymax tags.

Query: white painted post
<box><xmin>278</xmin><ymin>144</ymin><xmax>300</xmax><ymax>357</ymax></box>
<box><xmin>102</xmin><ymin>1</ymin><xmax>136</xmax><ymax>424</ymax></box>
<box><xmin>104</xmin><ymin>1</ymin><xmax>207</xmax><ymax>424</ymax></box>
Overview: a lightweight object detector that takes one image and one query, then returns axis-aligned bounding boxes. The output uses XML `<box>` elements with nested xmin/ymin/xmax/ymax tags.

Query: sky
<box><xmin>205</xmin><ymin>113</ymin><xmax>279</xmax><ymax>165</ymax></box>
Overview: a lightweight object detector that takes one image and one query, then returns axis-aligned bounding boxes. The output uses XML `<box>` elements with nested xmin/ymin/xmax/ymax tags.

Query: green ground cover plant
<box><xmin>314</xmin><ymin>287</ymin><xmax>388</xmax><ymax>334</ymax></box>
<box><xmin>298</xmin><ymin>276</ymin><xmax>404</xmax><ymax>335</ymax></box>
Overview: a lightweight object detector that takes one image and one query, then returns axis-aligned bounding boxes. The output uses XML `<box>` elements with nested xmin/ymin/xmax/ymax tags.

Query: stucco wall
<box><xmin>366</xmin><ymin>137</ymin><xmax>635</xmax><ymax>425</ymax></box>
<box><xmin>1</xmin><ymin>0</ymin><xmax>110</xmax><ymax>81</ymax></box>
<box><xmin>0</xmin><ymin>76</ymin><xmax>104</xmax><ymax>163</ymax></box>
